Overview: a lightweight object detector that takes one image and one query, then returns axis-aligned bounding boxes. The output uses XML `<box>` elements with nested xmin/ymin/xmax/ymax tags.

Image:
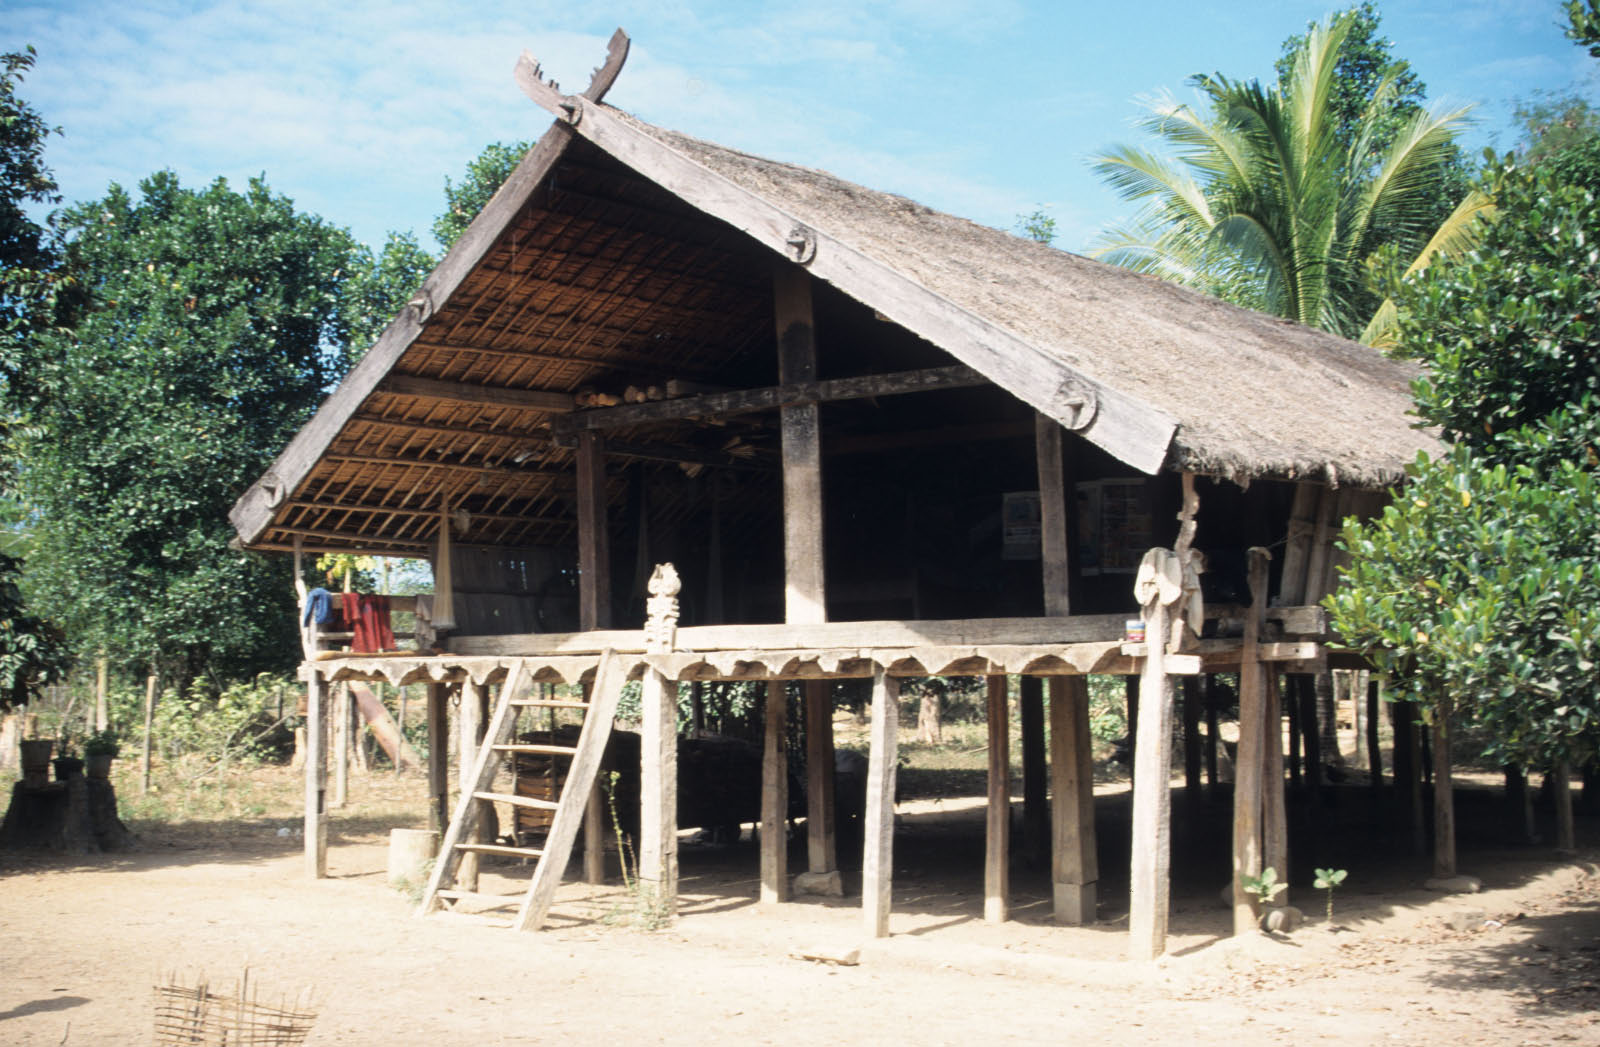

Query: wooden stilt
<box><xmin>1366</xmin><ymin>677</ymin><xmax>1384</xmax><ymax>792</ymax></box>
<box><xmin>305</xmin><ymin>671</ymin><xmax>328</xmax><ymax>879</ymax></box>
<box><xmin>1554</xmin><ymin>763</ymin><xmax>1576</xmax><ymax>852</ymax></box>
<box><xmin>1287</xmin><ymin>680</ymin><xmax>1303</xmax><ymax>788</ymax></box>
<box><xmin>1204</xmin><ymin>676</ymin><xmax>1220</xmax><ymax>793</ymax></box>
<box><xmin>579</xmin><ymin>679</ymin><xmax>606</xmax><ymax>885</ymax></box>
<box><xmin>984</xmin><ymin>675</ymin><xmax>1010</xmax><ymax>924</ymax></box>
<box><xmin>1433</xmin><ymin>699</ymin><xmax>1456</xmax><ymax>878</ymax></box>
<box><xmin>1128</xmin><ymin>585</ymin><xmax>1175</xmax><ymax>960</ymax></box>
<box><xmin>1262</xmin><ymin>672</ymin><xmax>1288</xmax><ymax>895</ymax></box>
<box><xmin>1124</xmin><ymin>675</ymin><xmax>1139</xmax><ymax>783</ymax></box>
<box><xmin>1050</xmin><ymin>675</ymin><xmax>1097</xmax><ymax>925</ymax></box>
<box><xmin>1231</xmin><ymin>548</ymin><xmax>1271</xmax><ymax>936</ymax></box>
<box><xmin>140</xmin><ymin>670</ymin><xmax>158</xmax><ymax>795</ymax></box>
<box><xmin>862</xmin><ymin>669</ymin><xmax>900</xmax><ymax>938</ymax></box>
<box><xmin>426</xmin><ymin>683</ymin><xmax>449</xmax><ymax>834</ymax></box>
<box><xmin>1019</xmin><ymin>676</ymin><xmax>1048</xmax><ymax>862</ymax></box>
<box><xmin>577</xmin><ymin>432</ymin><xmax>611</xmax><ymax>632</ymax></box>
<box><xmin>804</xmin><ymin>679</ymin><xmax>839</xmax><ymax>886</ymax></box>
<box><xmin>761</xmin><ymin>680</ymin><xmax>788</xmax><ymax>904</ymax></box>
<box><xmin>333</xmin><ymin>682</ymin><xmax>349</xmax><ymax>808</ymax></box>
<box><xmin>639</xmin><ymin>667</ymin><xmax>678</xmax><ymax>913</ymax></box>
<box><xmin>774</xmin><ymin>262</ymin><xmax>826</xmax><ymax>626</ymax></box>
<box><xmin>1182</xmin><ymin>676</ymin><xmax>1203</xmax><ymax>798</ymax></box>
<box><xmin>458</xmin><ymin>677</ymin><xmax>487</xmax><ymax>891</ymax></box>
<box><xmin>1408</xmin><ymin>703</ymin><xmax>1426</xmax><ymax>856</ymax></box>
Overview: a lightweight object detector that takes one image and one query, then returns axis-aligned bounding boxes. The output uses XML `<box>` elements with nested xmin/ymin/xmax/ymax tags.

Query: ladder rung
<box><xmin>493</xmin><ymin>743</ymin><xmax>579</xmax><ymax>756</ymax></box>
<box><xmin>436</xmin><ymin>888</ymin><xmax>524</xmax><ymax>904</ymax></box>
<box><xmin>510</xmin><ymin>699</ymin><xmax>590</xmax><ymax>709</ymax></box>
<box><xmin>475</xmin><ymin>791</ymin><xmax>559</xmax><ymax>811</ymax></box>
<box><xmin>453</xmin><ymin>842</ymin><xmax>546</xmax><ymax>859</ymax></box>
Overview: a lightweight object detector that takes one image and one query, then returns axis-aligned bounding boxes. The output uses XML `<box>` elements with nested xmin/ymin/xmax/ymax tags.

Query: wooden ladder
<box><xmin>417</xmin><ymin>650</ymin><xmax>624</xmax><ymax>931</ymax></box>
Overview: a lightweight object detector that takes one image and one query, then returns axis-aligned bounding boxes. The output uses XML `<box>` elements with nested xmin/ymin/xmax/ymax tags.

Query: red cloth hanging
<box><xmin>340</xmin><ymin>594</ymin><xmax>395</xmax><ymax>653</ymax></box>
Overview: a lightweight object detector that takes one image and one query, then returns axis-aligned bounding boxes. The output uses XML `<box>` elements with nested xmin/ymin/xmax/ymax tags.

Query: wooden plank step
<box><xmin>436</xmin><ymin>889</ymin><xmax>525</xmax><ymax>905</ymax></box>
<box><xmin>510</xmin><ymin>699</ymin><xmax>590</xmax><ymax>709</ymax></box>
<box><xmin>492</xmin><ymin>743</ymin><xmax>579</xmax><ymax>756</ymax></box>
<box><xmin>474</xmin><ymin>791</ymin><xmax>559</xmax><ymax>811</ymax></box>
<box><xmin>453</xmin><ymin>842</ymin><xmax>545</xmax><ymax>859</ymax></box>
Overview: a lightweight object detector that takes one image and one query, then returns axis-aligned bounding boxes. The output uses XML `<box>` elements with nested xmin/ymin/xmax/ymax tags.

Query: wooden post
<box><xmin>1035</xmin><ymin>414</ymin><xmax>1070</xmax><ymax>616</ymax></box>
<box><xmin>332</xmin><ymin>682</ymin><xmax>349</xmax><ymax>808</ymax></box>
<box><xmin>1050</xmin><ymin>675</ymin><xmax>1097</xmax><ymax>925</ymax></box>
<box><xmin>1128</xmin><ymin>570</ymin><xmax>1175</xmax><ymax>960</ymax></box>
<box><xmin>426</xmin><ymin>682</ymin><xmax>449</xmax><ymax>834</ymax></box>
<box><xmin>1553</xmin><ymin>763</ymin><xmax>1576</xmax><ymax>852</ymax></box>
<box><xmin>1181</xmin><ymin>676</ymin><xmax>1203</xmax><ymax>797</ymax></box>
<box><xmin>774</xmin><ymin>263</ymin><xmax>826</xmax><ymax>625</ymax></box>
<box><xmin>305</xmin><ymin>671</ymin><xmax>328</xmax><ymax>879</ymax></box>
<box><xmin>640</xmin><ymin>563</ymin><xmax>681</xmax><ymax>914</ymax></box>
<box><xmin>1019</xmin><ymin>676</ymin><xmax>1048</xmax><ymax>862</ymax></box>
<box><xmin>761</xmin><ymin>680</ymin><xmax>788</xmax><ymax>904</ymax></box>
<box><xmin>577</xmin><ymin>431</ymin><xmax>611</xmax><ymax>632</ymax></box>
<box><xmin>140</xmin><ymin>669</ymin><xmax>158</xmax><ymax>795</ymax></box>
<box><xmin>984</xmin><ymin>675</ymin><xmax>1010</xmax><ymax>924</ymax></box>
<box><xmin>1124</xmin><ymin>675</ymin><xmax>1139</xmax><ymax>783</ymax></box>
<box><xmin>1231</xmin><ymin>547</ymin><xmax>1271</xmax><ymax>936</ymax></box>
<box><xmin>458</xmin><ymin>677</ymin><xmax>487</xmax><ymax>891</ymax></box>
<box><xmin>1262</xmin><ymin>672</ymin><xmax>1288</xmax><ymax>897</ymax></box>
<box><xmin>1204</xmin><ymin>676</ymin><xmax>1220</xmax><ymax>792</ymax></box>
<box><xmin>804</xmin><ymin>679</ymin><xmax>839</xmax><ymax>890</ymax></box>
<box><xmin>1276</xmin><ymin>483</ymin><xmax>1319</xmax><ymax>607</ymax></box>
<box><xmin>862</xmin><ymin>669</ymin><xmax>900</xmax><ymax>938</ymax></box>
<box><xmin>1408</xmin><ymin>703</ymin><xmax>1426</xmax><ymax>856</ymax></box>
<box><xmin>433</xmin><ymin>497</ymin><xmax>456</xmax><ymax>631</ymax></box>
<box><xmin>94</xmin><ymin>656</ymin><xmax>108</xmax><ymax>733</ymax></box>
<box><xmin>1432</xmin><ymin>698</ymin><xmax>1456</xmax><ymax>878</ymax></box>
<box><xmin>1366</xmin><ymin>676</ymin><xmax>1384</xmax><ymax>791</ymax></box>
<box><xmin>583</xmin><ymin>675</ymin><xmax>606</xmax><ymax>886</ymax></box>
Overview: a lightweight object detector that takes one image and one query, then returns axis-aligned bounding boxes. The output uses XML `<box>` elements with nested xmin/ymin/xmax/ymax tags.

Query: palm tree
<box><xmin>1089</xmin><ymin>12</ymin><xmax>1482</xmax><ymax>341</ymax></box>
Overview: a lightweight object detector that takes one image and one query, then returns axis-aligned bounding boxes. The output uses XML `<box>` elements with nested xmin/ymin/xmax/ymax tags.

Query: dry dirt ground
<box><xmin>1</xmin><ymin>767</ymin><xmax>1597</xmax><ymax>1047</ymax></box>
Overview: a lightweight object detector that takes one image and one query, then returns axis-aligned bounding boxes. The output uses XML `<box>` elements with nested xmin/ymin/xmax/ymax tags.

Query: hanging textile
<box><xmin>340</xmin><ymin>593</ymin><xmax>395</xmax><ymax>653</ymax></box>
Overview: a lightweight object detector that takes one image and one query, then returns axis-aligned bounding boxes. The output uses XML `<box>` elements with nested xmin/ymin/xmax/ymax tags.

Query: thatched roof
<box><xmin>229</xmin><ymin>89</ymin><xmax>1439</xmax><ymax>556</ymax></box>
<box><xmin>630</xmin><ymin>114</ymin><xmax>1438</xmax><ymax>488</ymax></box>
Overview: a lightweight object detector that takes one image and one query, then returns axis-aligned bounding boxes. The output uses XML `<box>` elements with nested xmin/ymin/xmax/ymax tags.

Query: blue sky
<box><xmin>6</xmin><ymin>1</ymin><xmax>1595</xmax><ymax>255</ymax></box>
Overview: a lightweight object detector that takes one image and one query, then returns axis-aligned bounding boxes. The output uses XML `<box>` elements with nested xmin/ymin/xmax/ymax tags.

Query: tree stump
<box><xmin>0</xmin><ymin>766</ymin><xmax>135</xmax><ymax>854</ymax></box>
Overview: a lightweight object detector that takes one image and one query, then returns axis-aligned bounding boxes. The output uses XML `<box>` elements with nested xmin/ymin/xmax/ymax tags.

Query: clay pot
<box><xmin>18</xmin><ymin>739</ymin><xmax>53</xmax><ymax>787</ymax></box>
<box><xmin>53</xmin><ymin>756</ymin><xmax>84</xmax><ymax>781</ymax></box>
<box><xmin>86</xmin><ymin>753</ymin><xmax>114</xmax><ymax>779</ymax></box>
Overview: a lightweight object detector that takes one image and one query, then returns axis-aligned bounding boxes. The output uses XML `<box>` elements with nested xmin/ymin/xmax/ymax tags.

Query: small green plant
<box><xmin>83</xmin><ymin>729</ymin><xmax>120</xmax><ymax>758</ymax></box>
<box><xmin>1313</xmin><ymin>867</ymin><xmax>1348</xmax><ymax>924</ymax></box>
<box><xmin>1240</xmin><ymin>867</ymin><xmax>1285</xmax><ymax>906</ymax></box>
<box><xmin>601</xmin><ymin>771</ymin><xmax>671</xmax><ymax>932</ymax></box>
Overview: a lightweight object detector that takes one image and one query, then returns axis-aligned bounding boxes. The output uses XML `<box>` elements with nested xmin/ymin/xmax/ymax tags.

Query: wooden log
<box><xmin>774</xmin><ymin>262</ymin><xmax>827</xmax><ymax>626</ymax></box>
<box><xmin>426</xmin><ymin>683</ymin><xmax>449</xmax><ymax>834</ymax></box>
<box><xmin>1035</xmin><ymin>415</ymin><xmax>1070</xmax><ymax>616</ymax></box>
<box><xmin>984</xmin><ymin>675</ymin><xmax>1010</xmax><ymax>924</ymax></box>
<box><xmin>577</xmin><ymin>431</ymin><xmax>611</xmax><ymax>631</ymax></box>
<box><xmin>1433</xmin><ymin>698</ymin><xmax>1456</xmax><ymax>878</ymax></box>
<box><xmin>1050</xmin><ymin>675</ymin><xmax>1097</xmax><ymax>925</ymax></box>
<box><xmin>804</xmin><ymin>679</ymin><xmax>838</xmax><ymax>880</ymax></box>
<box><xmin>1262</xmin><ymin>672</ymin><xmax>1288</xmax><ymax>898</ymax></box>
<box><xmin>862</xmin><ymin>670</ymin><xmax>900</xmax><ymax>938</ymax></box>
<box><xmin>458</xmin><ymin>677</ymin><xmax>487</xmax><ymax>891</ymax></box>
<box><xmin>1128</xmin><ymin>588</ymin><xmax>1175</xmax><ymax>960</ymax></box>
<box><xmin>639</xmin><ymin>668</ymin><xmax>678</xmax><ymax>913</ymax></box>
<box><xmin>94</xmin><ymin>656</ymin><xmax>108</xmax><ymax>733</ymax></box>
<box><xmin>1019</xmin><ymin>676</ymin><xmax>1048</xmax><ymax>863</ymax></box>
<box><xmin>761</xmin><ymin>680</ymin><xmax>788</xmax><ymax>904</ymax></box>
<box><xmin>1231</xmin><ymin>548</ymin><xmax>1271</xmax><ymax>936</ymax></box>
<box><xmin>554</xmin><ymin>364</ymin><xmax>987</xmax><ymax>434</ymax></box>
<box><xmin>305</xmin><ymin>672</ymin><xmax>328</xmax><ymax>879</ymax></box>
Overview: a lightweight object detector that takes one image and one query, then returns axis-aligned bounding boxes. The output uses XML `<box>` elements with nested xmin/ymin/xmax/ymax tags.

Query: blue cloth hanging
<box><xmin>302</xmin><ymin>587</ymin><xmax>336</xmax><ymax>626</ymax></box>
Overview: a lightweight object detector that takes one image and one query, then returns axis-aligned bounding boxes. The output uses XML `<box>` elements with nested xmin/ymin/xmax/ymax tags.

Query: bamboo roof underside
<box><xmin>232</xmin><ymin>99</ymin><xmax>1440</xmax><ymax>557</ymax></box>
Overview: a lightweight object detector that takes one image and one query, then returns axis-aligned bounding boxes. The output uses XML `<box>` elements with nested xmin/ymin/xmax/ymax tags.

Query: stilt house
<box><xmin>229</xmin><ymin>33</ymin><xmax>1439</xmax><ymax>952</ymax></box>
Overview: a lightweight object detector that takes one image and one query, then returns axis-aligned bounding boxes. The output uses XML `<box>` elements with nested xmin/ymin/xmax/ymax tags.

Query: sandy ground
<box><xmin>2</xmin><ymin>777</ymin><xmax>1597</xmax><ymax>1047</ymax></box>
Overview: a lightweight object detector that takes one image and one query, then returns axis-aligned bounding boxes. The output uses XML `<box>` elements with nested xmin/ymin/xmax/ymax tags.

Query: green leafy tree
<box><xmin>1091</xmin><ymin>9</ymin><xmax>1476</xmax><ymax>340</ymax></box>
<box><xmin>0</xmin><ymin>549</ymin><xmax>66</xmax><ymax>708</ymax></box>
<box><xmin>15</xmin><ymin>172</ymin><xmax>404</xmax><ymax>687</ymax></box>
<box><xmin>1015</xmin><ymin>209</ymin><xmax>1057</xmax><ymax>245</ymax></box>
<box><xmin>1567</xmin><ymin>0</ymin><xmax>1600</xmax><ymax>56</ymax></box>
<box><xmin>0</xmin><ymin>46</ymin><xmax>66</xmax><ymax>368</ymax></box>
<box><xmin>432</xmin><ymin>141</ymin><xmax>529</xmax><ymax>250</ymax></box>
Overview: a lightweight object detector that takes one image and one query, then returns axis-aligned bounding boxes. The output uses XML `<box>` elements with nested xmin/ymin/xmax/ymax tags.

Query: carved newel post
<box><xmin>639</xmin><ymin>563</ymin><xmax>681</xmax><ymax>917</ymax></box>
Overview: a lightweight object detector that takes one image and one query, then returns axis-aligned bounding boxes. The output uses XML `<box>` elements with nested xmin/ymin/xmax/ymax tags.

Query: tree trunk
<box><xmin>1553</xmin><ymin>764</ymin><xmax>1576</xmax><ymax>852</ymax></box>
<box><xmin>1316</xmin><ymin>671</ymin><xmax>1342</xmax><ymax>767</ymax></box>
<box><xmin>915</xmin><ymin>687</ymin><xmax>943</xmax><ymax>745</ymax></box>
<box><xmin>1432</xmin><ymin>703</ymin><xmax>1455</xmax><ymax>879</ymax></box>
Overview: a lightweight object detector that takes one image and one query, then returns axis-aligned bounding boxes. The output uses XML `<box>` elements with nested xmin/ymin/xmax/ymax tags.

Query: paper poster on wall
<box><xmin>1002</xmin><ymin>491</ymin><xmax>1041</xmax><ymax>561</ymax></box>
<box><xmin>1075</xmin><ymin>479</ymin><xmax>1151</xmax><ymax>575</ymax></box>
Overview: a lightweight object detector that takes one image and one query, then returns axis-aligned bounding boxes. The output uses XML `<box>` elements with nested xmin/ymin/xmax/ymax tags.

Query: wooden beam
<box><xmin>286</xmin><ymin>501</ymin><xmax>569</xmax><ymax>528</ymax></box>
<box><xmin>1231</xmin><ymin>548</ymin><xmax>1271</xmax><ymax>937</ymax></box>
<box><xmin>380</xmin><ymin>374</ymin><xmax>575</xmax><ymax>413</ymax></box>
<box><xmin>862</xmin><ymin>669</ymin><xmax>900</xmax><ymax>938</ymax></box>
<box><xmin>230</xmin><ymin>121</ymin><xmax>579</xmax><ymax>547</ymax></box>
<box><xmin>576</xmin><ymin>432</ymin><xmax>611</xmax><ymax>631</ymax></box>
<box><xmin>426</xmin><ymin>682</ymin><xmax>450</xmax><ymax>834</ymax></box>
<box><xmin>761</xmin><ymin>680</ymin><xmax>788</xmax><ymax>904</ymax></box>
<box><xmin>775</xmin><ymin>263</ymin><xmax>827</xmax><ymax>625</ymax></box>
<box><xmin>984</xmin><ymin>676</ymin><xmax>1010</xmax><ymax>924</ymax></box>
<box><xmin>552</xmin><ymin>433</ymin><xmax>776</xmax><ymax>472</ymax></box>
<box><xmin>1050</xmin><ymin>675</ymin><xmax>1097</xmax><ymax>925</ymax></box>
<box><xmin>535</xmin><ymin>92</ymin><xmax>1178</xmax><ymax>472</ymax></box>
<box><xmin>639</xmin><ymin>667</ymin><xmax>678</xmax><ymax>913</ymax></box>
<box><xmin>350</xmin><ymin>411</ymin><xmax>548</xmax><ymax>442</ymax></box>
<box><xmin>322</xmin><ymin>452</ymin><xmax>567</xmax><ymax>481</ymax></box>
<box><xmin>305</xmin><ymin>672</ymin><xmax>328</xmax><ymax>879</ymax></box>
<box><xmin>458</xmin><ymin>677</ymin><xmax>488</xmax><ymax>892</ymax></box>
<box><xmin>1036</xmin><ymin>415</ymin><xmax>1070</xmax><ymax>616</ymax></box>
<box><xmin>553</xmin><ymin>364</ymin><xmax>987</xmax><ymax>435</ymax></box>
